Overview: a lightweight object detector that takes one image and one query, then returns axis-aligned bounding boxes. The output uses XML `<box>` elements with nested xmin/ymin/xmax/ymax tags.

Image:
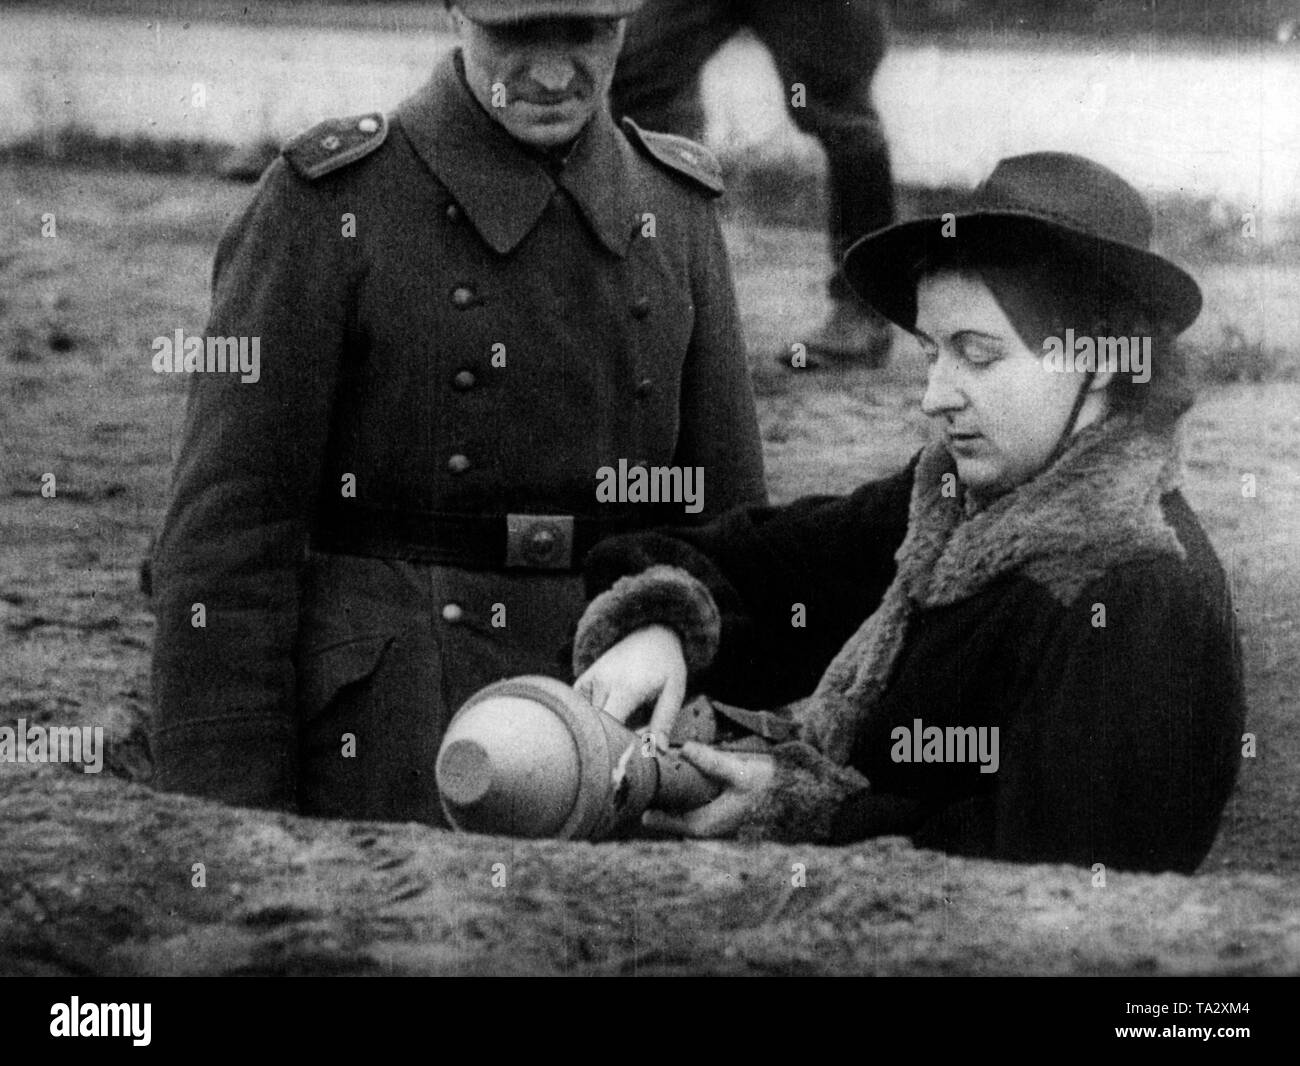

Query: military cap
<box><xmin>454</xmin><ymin>0</ymin><xmax>645</xmax><ymax>23</ymax></box>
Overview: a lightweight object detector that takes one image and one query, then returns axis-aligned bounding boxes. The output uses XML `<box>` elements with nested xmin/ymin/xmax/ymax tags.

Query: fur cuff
<box><xmin>737</xmin><ymin>742</ymin><xmax>871</xmax><ymax>844</ymax></box>
<box><xmin>572</xmin><ymin>564</ymin><xmax>721</xmax><ymax>676</ymax></box>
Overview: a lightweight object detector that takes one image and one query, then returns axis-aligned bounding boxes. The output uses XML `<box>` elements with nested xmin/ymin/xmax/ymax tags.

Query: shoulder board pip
<box><xmin>282</xmin><ymin>112</ymin><xmax>389</xmax><ymax>180</ymax></box>
<box><xmin>621</xmin><ymin>118</ymin><xmax>724</xmax><ymax>197</ymax></box>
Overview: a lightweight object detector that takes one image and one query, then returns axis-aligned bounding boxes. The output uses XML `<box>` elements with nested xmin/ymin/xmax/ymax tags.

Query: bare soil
<box><xmin>1</xmin><ymin>162</ymin><xmax>1298</xmax><ymax>974</ymax></box>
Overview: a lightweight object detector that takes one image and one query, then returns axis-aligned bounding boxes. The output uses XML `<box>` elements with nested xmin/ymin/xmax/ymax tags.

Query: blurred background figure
<box><xmin>612</xmin><ymin>0</ymin><xmax>897</xmax><ymax>369</ymax></box>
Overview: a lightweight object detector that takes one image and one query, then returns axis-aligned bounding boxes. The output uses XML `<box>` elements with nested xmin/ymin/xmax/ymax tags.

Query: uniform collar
<box><xmin>396</xmin><ymin>50</ymin><xmax>638</xmax><ymax>257</ymax></box>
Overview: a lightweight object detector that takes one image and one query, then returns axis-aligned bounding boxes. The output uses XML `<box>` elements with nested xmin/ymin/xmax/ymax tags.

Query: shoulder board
<box><xmin>621</xmin><ymin>118</ymin><xmax>724</xmax><ymax>197</ymax></box>
<box><xmin>282</xmin><ymin>112</ymin><xmax>389</xmax><ymax>180</ymax></box>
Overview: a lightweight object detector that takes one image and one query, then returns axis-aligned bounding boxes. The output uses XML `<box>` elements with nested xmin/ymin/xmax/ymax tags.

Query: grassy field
<box><xmin>1</xmin><ymin>160</ymin><xmax>1297</xmax><ymax>973</ymax></box>
<box><xmin>15</xmin><ymin>0</ymin><xmax>1300</xmax><ymax>39</ymax></box>
<box><xmin>5</xmin><ymin>7</ymin><xmax>1299</xmax><ymax>221</ymax></box>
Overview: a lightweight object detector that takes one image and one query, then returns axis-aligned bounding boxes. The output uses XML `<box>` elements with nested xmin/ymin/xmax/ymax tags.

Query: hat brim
<box><xmin>456</xmin><ymin>0</ymin><xmax>644</xmax><ymax>23</ymax></box>
<box><xmin>841</xmin><ymin>212</ymin><xmax>1203</xmax><ymax>335</ymax></box>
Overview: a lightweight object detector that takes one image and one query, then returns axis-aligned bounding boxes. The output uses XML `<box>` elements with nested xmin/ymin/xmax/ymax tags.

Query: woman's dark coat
<box><xmin>576</xmin><ymin>428</ymin><xmax>1246</xmax><ymax>873</ymax></box>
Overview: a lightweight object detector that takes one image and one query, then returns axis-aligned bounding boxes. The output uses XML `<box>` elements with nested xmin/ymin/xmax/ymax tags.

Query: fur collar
<box><xmin>801</xmin><ymin>414</ymin><xmax>1186</xmax><ymax>762</ymax></box>
<box><xmin>911</xmin><ymin>413</ymin><xmax>1185</xmax><ymax>608</ymax></box>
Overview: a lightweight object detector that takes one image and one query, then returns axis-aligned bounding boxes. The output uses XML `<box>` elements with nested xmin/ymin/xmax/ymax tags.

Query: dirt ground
<box><xmin>1</xmin><ymin>162</ymin><xmax>1298</xmax><ymax>974</ymax></box>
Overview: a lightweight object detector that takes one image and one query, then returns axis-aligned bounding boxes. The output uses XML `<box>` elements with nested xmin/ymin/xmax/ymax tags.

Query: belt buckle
<box><xmin>505</xmin><ymin>514</ymin><xmax>575</xmax><ymax>570</ymax></box>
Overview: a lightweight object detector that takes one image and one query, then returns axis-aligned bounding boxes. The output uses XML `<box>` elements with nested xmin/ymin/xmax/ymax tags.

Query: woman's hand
<box><xmin>642</xmin><ymin>742</ymin><xmax>776</xmax><ymax>838</ymax></box>
<box><xmin>573</xmin><ymin>624</ymin><xmax>687</xmax><ymax>749</ymax></box>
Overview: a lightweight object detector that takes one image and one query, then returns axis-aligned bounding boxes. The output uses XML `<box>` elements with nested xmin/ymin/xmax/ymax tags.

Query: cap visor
<box><xmin>457</xmin><ymin>0</ymin><xmax>643</xmax><ymax>23</ymax></box>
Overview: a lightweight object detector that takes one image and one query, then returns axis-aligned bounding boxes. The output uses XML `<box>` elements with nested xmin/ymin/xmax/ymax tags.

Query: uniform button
<box><xmin>448</xmin><ymin>453</ymin><xmax>471</xmax><ymax>474</ymax></box>
<box><xmin>321</xmin><ymin>134</ymin><xmax>341</xmax><ymax>151</ymax></box>
<box><xmin>442</xmin><ymin>603</ymin><xmax>464</xmax><ymax>624</ymax></box>
<box><xmin>450</xmin><ymin>285</ymin><xmax>478</xmax><ymax>309</ymax></box>
<box><xmin>445</xmin><ymin>202</ymin><xmax>462</xmax><ymax>223</ymax></box>
<box><xmin>631</xmin><ymin>296</ymin><xmax>652</xmax><ymax>320</ymax></box>
<box><xmin>452</xmin><ymin>369</ymin><xmax>477</xmax><ymax>391</ymax></box>
<box><xmin>635</xmin><ymin>377</ymin><xmax>654</xmax><ymax>399</ymax></box>
<box><xmin>357</xmin><ymin>116</ymin><xmax>379</xmax><ymax>134</ymax></box>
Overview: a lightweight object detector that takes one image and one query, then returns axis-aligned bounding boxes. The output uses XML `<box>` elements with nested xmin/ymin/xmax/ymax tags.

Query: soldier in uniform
<box><xmin>612</xmin><ymin>0</ymin><xmax>897</xmax><ymax>368</ymax></box>
<box><xmin>148</xmin><ymin>0</ymin><xmax>767</xmax><ymax>825</ymax></box>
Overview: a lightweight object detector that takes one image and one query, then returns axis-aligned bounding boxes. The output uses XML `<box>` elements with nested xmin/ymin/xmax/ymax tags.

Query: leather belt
<box><xmin>311</xmin><ymin>503</ymin><xmax>643</xmax><ymax>571</ymax></box>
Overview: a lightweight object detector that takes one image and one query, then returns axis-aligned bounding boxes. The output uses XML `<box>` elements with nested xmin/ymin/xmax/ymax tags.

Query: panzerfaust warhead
<box><xmin>436</xmin><ymin>675</ymin><xmax>721</xmax><ymax>840</ymax></box>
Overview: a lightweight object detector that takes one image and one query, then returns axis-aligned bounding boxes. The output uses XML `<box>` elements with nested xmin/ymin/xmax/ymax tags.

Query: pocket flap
<box><xmin>299</xmin><ymin>634</ymin><xmax>394</xmax><ymax>716</ymax></box>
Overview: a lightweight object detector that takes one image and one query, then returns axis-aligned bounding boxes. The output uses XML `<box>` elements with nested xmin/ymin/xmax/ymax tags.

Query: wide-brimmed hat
<box><xmin>455</xmin><ymin>0</ymin><xmax>644</xmax><ymax>23</ymax></box>
<box><xmin>842</xmin><ymin>152</ymin><xmax>1202</xmax><ymax>334</ymax></box>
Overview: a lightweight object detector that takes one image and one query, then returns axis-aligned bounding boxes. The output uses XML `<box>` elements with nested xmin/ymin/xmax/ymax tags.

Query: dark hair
<box><xmin>1087</xmin><ymin>302</ymin><xmax>1193</xmax><ymax>428</ymax></box>
<box><xmin>910</xmin><ymin>235</ymin><xmax>1194</xmax><ymax>428</ymax></box>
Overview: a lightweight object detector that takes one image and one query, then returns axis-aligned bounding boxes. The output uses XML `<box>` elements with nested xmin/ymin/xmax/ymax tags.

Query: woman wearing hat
<box><xmin>570</xmin><ymin>152</ymin><xmax>1245</xmax><ymax>873</ymax></box>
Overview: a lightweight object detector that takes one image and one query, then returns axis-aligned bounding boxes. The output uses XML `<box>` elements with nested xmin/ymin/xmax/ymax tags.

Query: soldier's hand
<box><xmin>573</xmin><ymin>624</ymin><xmax>687</xmax><ymax>749</ymax></box>
<box><xmin>641</xmin><ymin>743</ymin><xmax>776</xmax><ymax>838</ymax></box>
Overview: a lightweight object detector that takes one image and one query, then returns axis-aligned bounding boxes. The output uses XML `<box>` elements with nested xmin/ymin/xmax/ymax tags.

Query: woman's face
<box><xmin>914</xmin><ymin>269</ymin><xmax>1106</xmax><ymax>496</ymax></box>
